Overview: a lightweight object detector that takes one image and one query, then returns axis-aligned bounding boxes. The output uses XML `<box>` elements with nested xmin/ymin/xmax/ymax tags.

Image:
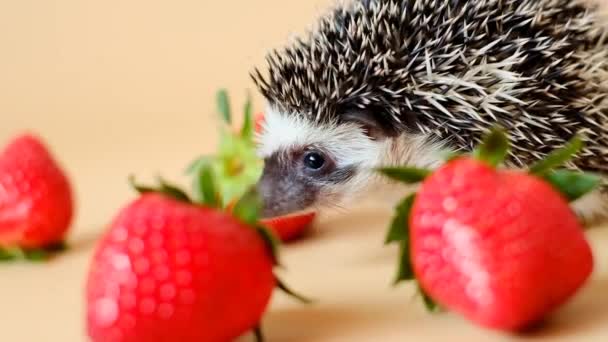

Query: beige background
<box><xmin>1</xmin><ymin>1</ymin><xmax>608</xmax><ymax>341</ymax></box>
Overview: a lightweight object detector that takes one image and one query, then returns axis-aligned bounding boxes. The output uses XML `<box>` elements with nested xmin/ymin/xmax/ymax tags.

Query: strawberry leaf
<box><xmin>128</xmin><ymin>175</ymin><xmax>156</xmax><ymax>194</ymax></box>
<box><xmin>378</xmin><ymin>167</ymin><xmax>431</xmax><ymax>184</ymax></box>
<box><xmin>255</xmin><ymin>224</ymin><xmax>281</xmax><ymax>266</ymax></box>
<box><xmin>195</xmin><ymin>164</ymin><xmax>220</xmax><ymax>207</ymax></box>
<box><xmin>529</xmin><ymin>135</ymin><xmax>583</xmax><ymax>175</ymax></box>
<box><xmin>24</xmin><ymin>249</ymin><xmax>49</xmax><ymax>262</ymax></box>
<box><xmin>542</xmin><ymin>169</ymin><xmax>601</xmax><ymax>202</ymax></box>
<box><xmin>472</xmin><ymin>127</ymin><xmax>509</xmax><ymax>167</ymax></box>
<box><xmin>158</xmin><ymin>177</ymin><xmax>191</xmax><ymax>203</ymax></box>
<box><xmin>385</xmin><ymin>194</ymin><xmax>416</xmax><ymax>244</ymax></box>
<box><xmin>241</xmin><ymin>92</ymin><xmax>254</xmax><ymax>140</ymax></box>
<box><xmin>129</xmin><ymin>176</ymin><xmax>193</xmax><ymax>203</ymax></box>
<box><xmin>276</xmin><ymin>276</ymin><xmax>315</xmax><ymax>304</ymax></box>
<box><xmin>0</xmin><ymin>247</ymin><xmax>19</xmax><ymax>261</ymax></box>
<box><xmin>232</xmin><ymin>188</ymin><xmax>262</xmax><ymax>225</ymax></box>
<box><xmin>394</xmin><ymin>237</ymin><xmax>415</xmax><ymax>284</ymax></box>
<box><xmin>417</xmin><ymin>283</ymin><xmax>439</xmax><ymax>312</ymax></box>
<box><xmin>217</xmin><ymin>89</ymin><xmax>231</xmax><ymax>125</ymax></box>
<box><xmin>0</xmin><ymin>242</ymin><xmax>67</xmax><ymax>262</ymax></box>
<box><xmin>185</xmin><ymin>155</ymin><xmax>211</xmax><ymax>175</ymax></box>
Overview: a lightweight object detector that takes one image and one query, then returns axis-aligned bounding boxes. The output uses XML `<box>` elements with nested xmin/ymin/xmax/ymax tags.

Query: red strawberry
<box><xmin>381</xmin><ymin>129</ymin><xmax>597</xmax><ymax>331</ymax></box>
<box><xmin>226</xmin><ymin>200</ymin><xmax>315</xmax><ymax>242</ymax></box>
<box><xmin>254</xmin><ymin>112</ymin><xmax>265</xmax><ymax>134</ymax></box>
<box><xmin>0</xmin><ymin>133</ymin><xmax>73</xmax><ymax>259</ymax></box>
<box><xmin>261</xmin><ymin>212</ymin><xmax>316</xmax><ymax>242</ymax></box>
<box><xmin>86</xmin><ymin>173</ymin><xmax>309</xmax><ymax>342</ymax></box>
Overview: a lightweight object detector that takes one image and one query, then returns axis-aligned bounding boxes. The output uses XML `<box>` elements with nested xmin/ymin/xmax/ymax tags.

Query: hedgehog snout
<box><xmin>256</xmin><ymin>155</ymin><xmax>318</xmax><ymax>218</ymax></box>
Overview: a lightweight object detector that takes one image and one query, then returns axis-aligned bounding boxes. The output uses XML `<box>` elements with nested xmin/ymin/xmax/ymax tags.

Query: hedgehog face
<box><xmin>256</xmin><ymin>106</ymin><xmax>389</xmax><ymax>217</ymax></box>
<box><xmin>255</xmin><ymin>105</ymin><xmax>447</xmax><ymax>217</ymax></box>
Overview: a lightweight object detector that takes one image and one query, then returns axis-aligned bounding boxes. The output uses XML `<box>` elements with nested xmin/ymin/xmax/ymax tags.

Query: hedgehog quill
<box><xmin>252</xmin><ymin>0</ymin><xmax>608</xmax><ymax>222</ymax></box>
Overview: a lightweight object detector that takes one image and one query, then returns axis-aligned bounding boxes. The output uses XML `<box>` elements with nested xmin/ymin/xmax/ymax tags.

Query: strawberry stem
<box><xmin>472</xmin><ymin>126</ymin><xmax>509</xmax><ymax>167</ymax></box>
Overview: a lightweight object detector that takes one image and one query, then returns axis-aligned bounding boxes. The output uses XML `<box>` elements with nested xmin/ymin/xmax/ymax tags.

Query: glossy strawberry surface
<box><xmin>226</xmin><ymin>199</ymin><xmax>316</xmax><ymax>243</ymax></box>
<box><xmin>262</xmin><ymin>212</ymin><xmax>316</xmax><ymax>242</ymax></box>
<box><xmin>410</xmin><ymin>157</ymin><xmax>593</xmax><ymax>330</ymax></box>
<box><xmin>86</xmin><ymin>193</ymin><xmax>275</xmax><ymax>342</ymax></box>
<box><xmin>0</xmin><ymin>134</ymin><xmax>73</xmax><ymax>248</ymax></box>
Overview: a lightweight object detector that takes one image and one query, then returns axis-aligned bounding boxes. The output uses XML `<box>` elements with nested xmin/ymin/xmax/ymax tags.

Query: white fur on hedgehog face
<box><xmin>256</xmin><ymin>106</ymin><xmax>446</xmax><ymax>215</ymax></box>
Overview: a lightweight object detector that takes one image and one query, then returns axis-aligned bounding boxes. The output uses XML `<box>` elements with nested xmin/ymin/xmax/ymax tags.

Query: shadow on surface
<box><xmin>61</xmin><ymin>227</ymin><xmax>105</xmax><ymax>257</ymax></box>
<box><xmin>522</xmin><ymin>276</ymin><xmax>608</xmax><ymax>339</ymax></box>
<box><xmin>260</xmin><ymin>303</ymin><xmax>398</xmax><ymax>341</ymax></box>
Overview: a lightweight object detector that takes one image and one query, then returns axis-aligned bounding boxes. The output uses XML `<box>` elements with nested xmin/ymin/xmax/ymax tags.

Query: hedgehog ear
<box><xmin>342</xmin><ymin>109</ymin><xmax>394</xmax><ymax>140</ymax></box>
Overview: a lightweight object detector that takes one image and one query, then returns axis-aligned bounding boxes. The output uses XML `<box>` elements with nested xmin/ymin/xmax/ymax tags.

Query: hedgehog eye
<box><xmin>303</xmin><ymin>151</ymin><xmax>325</xmax><ymax>170</ymax></box>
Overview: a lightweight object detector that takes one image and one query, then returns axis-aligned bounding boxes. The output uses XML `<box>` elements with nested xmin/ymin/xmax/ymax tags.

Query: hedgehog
<box><xmin>251</xmin><ymin>0</ymin><xmax>608</xmax><ymax>223</ymax></box>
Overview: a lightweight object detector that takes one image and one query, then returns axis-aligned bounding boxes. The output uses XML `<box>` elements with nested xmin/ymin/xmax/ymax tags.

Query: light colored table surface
<box><xmin>1</xmin><ymin>1</ymin><xmax>608</xmax><ymax>341</ymax></box>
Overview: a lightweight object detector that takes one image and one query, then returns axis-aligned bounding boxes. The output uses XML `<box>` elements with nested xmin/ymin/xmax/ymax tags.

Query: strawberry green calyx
<box><xmin>384</xmin><ymin>192</ymin><xmax>439</xmax><ymax>310</ymax></box>
<box><xmin>542</xmin><ymin>171</ymin><xmax>601</xmax><ymax>202</ymax></box>
<box><xmin>527</xmin><ymin>135</ymin><xmax>601</xmax><ymax>202</ymax></box>
<box><xmin>377</xmin><ymin>167</ymin><xmax>431</xmax><ymax>184</ymax></box>
<box><xmin>193</xmin><ymin>164</ymin><xmax>221</xmax><ymax>207</ymax></box>
<box><xmin>472</xmin><ymin>126</ymin><xmax>510</xmax><ymax>167</ymax></box>
<box><xmin>386</xmin><ymin>195</ymin><xmax>416</xmax><ymax>284</ymax></box>
<box><xmin>529</xmin><ymin>135</ymin><xmax>583</xmax><ymax>175</ymax></box>
<box><xmin>276</xmin><ymin>277</ymin><xmax>314</xmax><ymax>304</ymax></box>
<box><xmin>385</xmin><ymin>194</ymin><xmax>416</xmax><ymax>245</ymax></box>
<box><xmin>417</xmin><ymin>283</ymin><xmax>439</xmax><ymax>312</ymax></box>
<box><xmin>217</xmin><ymin>89</ymin><xmax>232</xmax><ymax>125</ymax></box>
<box><xmin>241</xmin><ymin>91</ymin><xmax>254</xmax><ymax>141</ymax></box>
<box><xmin>379</xmin><ymin>127</ymin><xmax>600</xmax><ymax>203</ymax></box>
<box><xmin>0</xmin><ymin>241</ymin><xmax>67</xmax><ymax>262</ymax></box>
<box><xmin>129</xmin><ymin>175</ymin><xmax>194</xmax><ymax>205</ymax></box>
<box><xmin>187</xmin><ymin>89</ymin><xmax>263</xmax><ymax>209</ymax></box>
<box><xmin>471</xmin><ymin>128</ymin><xmax>601</xmax><ymax>202</ymax></box>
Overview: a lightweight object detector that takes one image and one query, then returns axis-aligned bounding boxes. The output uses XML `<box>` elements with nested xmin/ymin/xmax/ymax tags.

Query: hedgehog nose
<box><xmin>256</xmin><ymin>173</ymin><xmax>288</xmax><ymax>218</ymax></box>
<box><xmin>256</xmin><ymin>175</ymin><xmax>274</xmax><ymax>218</ymax></box>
